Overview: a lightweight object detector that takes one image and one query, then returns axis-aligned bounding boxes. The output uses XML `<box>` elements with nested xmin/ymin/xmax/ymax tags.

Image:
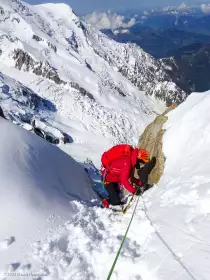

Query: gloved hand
<box><xmin>143</xmin><ymin>183</ymin><xmax>154</xmax><ymax>192</ymax></box>
<box><xmin>135</xmin><ymin>186</ymin><xmax>142</xmax><ymax>196</ymax></box>
<box><xmin>136</xmin><ymin>184</ymin><xmax>154</xmax><ymax>196</ymax></box>
<box><xmin>101</xmin><ymin>198</ymin><xmax>110</xmax><ymax>208</ymax></box>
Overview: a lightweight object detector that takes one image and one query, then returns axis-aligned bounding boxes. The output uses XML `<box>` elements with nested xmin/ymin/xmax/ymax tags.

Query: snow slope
<box><xmin>139</xmin><ymin>91</ymin><xmax>210</xmax><ymax>280</ymax></box>
<box><xmin>0</xmin><ymin>0</ymin><xmax>157</xmax><ymax>165</ymax></box>
<box><xmin>0</xmin><ymin>1</ymin><xmax>187</xmax><ymax>146</ymax></box>
<box><xmin>0</xmin><ymin>1</ymin><xmax>209</xmax><ymax>280</ymax></box>
<box><xmin>0</xmin><ymin>117</ymin><xmax>97</xmax><ymax>277</ymax></box>
<box><xmin>0</xmin><ymin>0</ymin><xmax>187</xmax><ymax>166</ymax></box>
<box><xmin>5</xmin><ymin>90</ymin><xmax>208</xmax><ymax>280</ymax></box>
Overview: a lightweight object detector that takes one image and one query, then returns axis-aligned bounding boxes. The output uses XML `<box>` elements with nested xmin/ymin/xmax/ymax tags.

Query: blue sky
<box><xmin>26</xmin><ymin>0</ymin><xmax>209</xmax><ymax>15</ymax></box>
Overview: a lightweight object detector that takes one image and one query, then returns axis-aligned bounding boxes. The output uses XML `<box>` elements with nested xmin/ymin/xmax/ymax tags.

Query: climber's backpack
<box><xmin>101</xmin><ymin>144</ymin><xmax>133</xmax><ymax>180</ymax></box>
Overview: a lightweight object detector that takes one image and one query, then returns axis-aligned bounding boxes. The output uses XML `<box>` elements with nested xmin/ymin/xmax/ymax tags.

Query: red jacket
<box><xmin>105</xmin><ymin>148</ymin><xmax>143</xmax><ymax>193</ymax></box>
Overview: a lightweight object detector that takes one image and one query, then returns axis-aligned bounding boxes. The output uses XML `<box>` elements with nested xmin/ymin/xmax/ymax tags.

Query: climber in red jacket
<box><xmin>101</xmin><ymin>144</ymin><xmax>156</xmax><ymax>208</ymax></box>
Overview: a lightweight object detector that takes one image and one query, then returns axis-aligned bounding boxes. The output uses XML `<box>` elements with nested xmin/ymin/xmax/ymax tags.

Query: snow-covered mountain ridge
<box><xmin>0</xmin><ymin>0</ymin><xmax>186</xmax><ymax>107</ymax></box>
<box><xmin>0</xmin><ymin>117</ymin><xmax>98</xmax><ymax>276</ymax></box>
<box><xmin>0</xmin><ymin>0</ymin><xmax>189</xmax><ymax>165</ymax></box>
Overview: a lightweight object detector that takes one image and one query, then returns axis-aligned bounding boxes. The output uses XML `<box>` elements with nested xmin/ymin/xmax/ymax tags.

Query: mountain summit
<box><xmin>0</xmin><ymin>0</ymin><xmax>186</xmax><ymax>106</ymax></box>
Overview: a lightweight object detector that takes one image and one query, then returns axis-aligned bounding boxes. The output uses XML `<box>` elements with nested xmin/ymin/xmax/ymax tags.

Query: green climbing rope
<box><xmin>122</xmin><ymin>193</ymin><xmax>135</xmax><ymax>214</ymax></box>
<box><xmin>106</xmin><ymin>194</ymin><xmax>140</xmax><ymax>280</ymax></box>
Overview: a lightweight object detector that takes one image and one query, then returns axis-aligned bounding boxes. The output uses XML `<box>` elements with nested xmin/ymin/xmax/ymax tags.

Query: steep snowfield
<box><xmin>1</xmin><ymin>91</ymin><xmax>209</xmax><ymax>280</ymax></box>
<box><xmin>0</xmin><ymin>117</ymin><xmax>97</xmax><ymax>277</ymax></box>
<box><xmin>0</xmin><ymin>68</ymin><xmax>152</xmax><ymax>166</ymax></box>
<box><xmin>0</xmin><ymin>1</ymin><xmax>209</xmax><ymax>280</ymax></box>
<box><xmin>0</xmin><ymin>0</ymin><xmax>157</xmax><ymax>164</ymax></box>
<box><xmin>0</xmin><ymin>0</ymin><xmax>187</xmax><ymax>166</ymax></box>
<box><xmin>0</xmin><ymin>1</ymin><xmax>187</xmax><ymax>154</ymax></box>
<box><xmin>137</xmin><ymin>91</ymin><xmax>210</xmax><ymax>280</ymax></box>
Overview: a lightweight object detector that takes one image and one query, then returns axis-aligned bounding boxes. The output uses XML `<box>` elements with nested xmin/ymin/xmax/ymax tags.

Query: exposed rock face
<box><xmin>0</xmin><ymin>1</ymin><xmax>189</xmax><ymax>107</ymax></box>
<box><xmin>0</xmin><ymin>72</ymin><xmax>72</xmax><ymax>145</ymax></box>
<box><xmin>32</xmin><ymin>34</ymin><xmax>43</xmax><ymax>42</ymax></box>
<box><xmin>138</xmin><ymin>115</ymin><xmax>168</xmax><ymax>184</ymax></box>
<box><xmin>89</xmin><ymin>38</ymin><xmax>187</xmax><ymax>106</ymax></box>
<box><xmin>0</xmin><ymin>106</ymin><xmax>5</xmax><ymax>118</ymax></box>
<box><xmin>12</xmin><ymin>50</ymin><xmax>94</xmax><ymax>100</ymax></box>
<box><xmin>47</xmin><ymin>42</ymin><xmax>57</xmax><ymax>53</ymax></box>
<box><xmin>116</xmin><ymin>44</ymin><xmax>186</xmax><ymax>106</ymax></box>
<box><xmin>31</xmin><ymin>119</ymin><xmax>72</xmax><ymax>145</ymax></box>
<box><xmin>138</xmin><ymin>104</ymin><xmax>177</xmax><ymax>184</ymax></box>
<box><xmin>163</xmin><ymin>43</ymin><xmax>210</xmax><ymax>93</ymax></box>
<box><xmin>0</xmin><ymin>71</ymin><xmax>56</xmax><ymax>125</ymax></box>
<box><xmin>70</xmin><ymin>82</ymin><xmax>95</xmax><ymax>101</ymax></box>
<box><xmin>13</xmin><ymin>49</ymin><xmax>66</xmax><ymax>85</ymax></box>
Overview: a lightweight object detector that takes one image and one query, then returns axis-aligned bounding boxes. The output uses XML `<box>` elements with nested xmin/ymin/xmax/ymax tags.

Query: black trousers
<box><xmin>106</xmin><ymin>157</ymin><xmax>156</xmax><ymax>206</ymax></box>
<box><xmin>137</xmin><ymin>157</ymin><xmax>156</xmax><ymax>185</ymax></box>
<box><xmin>106</xmin><ymin>183</ymin><xmax>122</xmax><ymax>206</ymax></box>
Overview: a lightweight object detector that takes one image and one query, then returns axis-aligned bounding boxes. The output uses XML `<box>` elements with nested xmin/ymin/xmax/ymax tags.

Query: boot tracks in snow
<box><xmin>106</xmin><ymin>194</ymin><xmax>141</xmax><ymax>280</ymax></box>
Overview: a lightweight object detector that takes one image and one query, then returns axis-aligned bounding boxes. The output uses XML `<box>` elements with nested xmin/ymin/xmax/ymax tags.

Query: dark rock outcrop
<box><xmin>0</xmin><ymin>106</ymin><xmax>6</xmax><ymax>119</ymax></box>
<box><xmin>116</xmin><ymin>45</ymin><xmax>187</xmax><ymax>106</ymax></box>
<box><xmin>164</xmin><ymin>43</ymin><xmax>210</xmax><ymax>93</ymax></box>
<box><xmin>31</xmin><ymin>120</ymin><xmax>72</xmax><ymax>145</ymax></box>
<box><xmin>32</xmin><ymin>34</ymin><xmax>43</xmax><ymax>42</ymax></box>
<box><xmin>138</xmin><ymin>104</ymin><xmax>177</xmax><ymax>184</ymax></box>
<box><xmin>12</xmin><ymin>49</ymin><xmax>94</xmax><ymax>100</ymax></box>
<box><xmin>13</xmin><ymin>49</ymin><xmax>66</xmax><ymax>85</ymax></box>
<box><xmin>70</xmin><ymin>82</ymin><xmax>95</xmax><ymax>101</ymax></box>
<box><xmin>47</xmin><ymin>42</ymin><xmax>57</xmax><ymax>53</ymax></box>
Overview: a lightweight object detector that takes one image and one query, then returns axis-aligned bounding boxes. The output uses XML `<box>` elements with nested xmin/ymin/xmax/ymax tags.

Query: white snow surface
<box><xmin>0</xmin><ymin>0</ymin><xmax>162</xmax><ymax>167</ymax></box>
<box><xmin>1</xmin><ymin>90</ymin><xmax>210</xmax><ymax>280</ymax></box>
<box><xmin>0</xmin><ymin>0</ymin><xmax>186</xmax><ymax>166</ymax></box>
<box><xmin>0</xmin><ymin>1</ymin><xmax>209</xmax><ymax>280</ymax></box>
<box><xmin>0</xmin><ymin>117</ymin><xmax>97</xmax><ymax>278</ymax></box>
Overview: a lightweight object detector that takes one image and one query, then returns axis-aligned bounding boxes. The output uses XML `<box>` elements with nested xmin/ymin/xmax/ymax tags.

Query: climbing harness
<box><xmin>106</xmin><ymin>193</ymin><xmax>140</xmax><ymax>280</ymax></box>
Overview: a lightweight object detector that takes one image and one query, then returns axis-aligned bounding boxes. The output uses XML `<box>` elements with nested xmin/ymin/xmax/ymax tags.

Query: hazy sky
<box><xmin>26</xmin><ymin>0</ymin><xmax>210</xmax><ymax>14</ymax></box>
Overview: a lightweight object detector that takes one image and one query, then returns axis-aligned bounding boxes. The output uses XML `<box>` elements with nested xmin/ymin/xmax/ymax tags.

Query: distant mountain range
<box><xmin>163</xmin><ymin>43</ymin><xmax>210</xmax><ymax>93</ymax></box>
<box><xmin>103</xmin><ymin>27</ymin><xmax>210</xmax><ymax>58</ymax></box>
<box><xmin>102</xmin><ymin>12</ymin><xmax>210</xmax><ymax>57</ymax></box>
<box><xmin>0</xmin><ymin>0</ymin><xmax>189</xmax><ymax>152</ymax></box>
<box><xmin>100</xmin><ymin>12</ymin><xmax>210</xmax><ymax>94</ymax></box>
<box><xmin>138</xmin><ymin>13</ymin><xmax>210</xmax><ymax>36</ymax></box>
